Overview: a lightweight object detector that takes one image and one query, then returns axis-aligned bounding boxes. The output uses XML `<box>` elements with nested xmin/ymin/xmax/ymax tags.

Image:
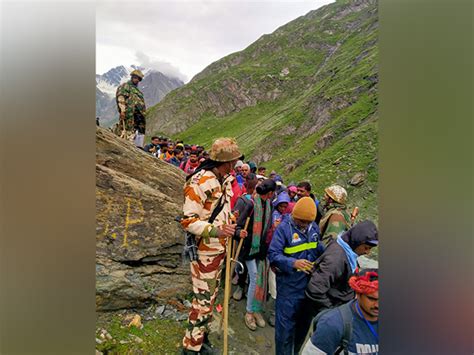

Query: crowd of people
<box><xmin>179</xmin><ymin>137</ymin><xmax>379</xmax><ymax>355</ymax></box>
<box><xmin>111</xmin><ymin>61</ymin><xmax>379</xmax><ymax>355</ymax></box>
<box><xmin>142</xmin><ymin>136</ymin><xmax>209</xmax><ymax>174</ymax></box>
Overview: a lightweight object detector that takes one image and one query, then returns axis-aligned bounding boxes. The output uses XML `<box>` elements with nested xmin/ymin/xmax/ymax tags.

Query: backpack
<box><xmin>312</xmin><ymin>301</ymin><xmax>353</xmax><ymax>355</ymax></box>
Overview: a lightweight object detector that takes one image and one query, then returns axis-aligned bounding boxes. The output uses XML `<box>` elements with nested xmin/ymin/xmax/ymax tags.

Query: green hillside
<box><xmin>147</xmin><ymin>0</ymin><xmax>378</xmax><ymax>222</ymax></box>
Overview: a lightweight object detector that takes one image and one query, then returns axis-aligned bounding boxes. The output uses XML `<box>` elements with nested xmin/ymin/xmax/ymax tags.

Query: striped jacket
<box><xmin>180</xmin><ymin>169</ymin><xmax>234</xmax><ymax>255</ymax></box>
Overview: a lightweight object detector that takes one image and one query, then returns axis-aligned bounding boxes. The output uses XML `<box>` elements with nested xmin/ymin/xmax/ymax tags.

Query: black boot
<box><xmin>181</xmin><ymin>348</ymin><xmax>200</xmax><ymax>355</ymax></box>
<box><xmin>200</xmin><ymin>334</ymin><xmax>220</xmax><ymax>355</ymax></box>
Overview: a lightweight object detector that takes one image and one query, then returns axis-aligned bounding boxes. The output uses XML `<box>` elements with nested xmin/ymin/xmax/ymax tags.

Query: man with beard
<box><xmin>301</xmin><ymin>269</ymin><xmax>379</xmax><ymax>355</ymax></box>
<box><xmin>319</xmin><ymin>185</ymin><xmax>352</xmax><ymax>247</ymax></box>
<box><xmin>181</xmin><ymin>150</ymin><xmax>201</xmax><ymax>175</ymax></box>
<box><xmin>296</xmin><ymin>181</ymin><xmax>323</xmax><ymax>225</ymax></box>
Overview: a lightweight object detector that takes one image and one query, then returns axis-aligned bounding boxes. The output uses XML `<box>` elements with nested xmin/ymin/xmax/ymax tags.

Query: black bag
<box><xmin>178</xmin><ymin>192</ymin><xmax>227</xmax><ymax>263</ymax></box>
<box><xmin>312</xmin><ymin>301</ymin><xmax>353</xmax><ymax>355</ymax></box>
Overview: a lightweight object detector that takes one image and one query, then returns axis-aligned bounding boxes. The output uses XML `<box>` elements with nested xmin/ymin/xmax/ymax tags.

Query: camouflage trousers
<box><xmin>182</xmin><ymin>252</ymin><xmax>225</xmax><ymax>351</ymax></box>
<box><xmin>113</xmin><ymin>112</ymin><xmax>146</xmax><ymax>140</ymax></box>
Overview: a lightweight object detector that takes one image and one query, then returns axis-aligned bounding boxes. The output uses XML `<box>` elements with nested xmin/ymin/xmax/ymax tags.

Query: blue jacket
<box><xmin>268</xmin><ymin>215</ymin><xmax>324</xmax><ymax>299</ymax></box>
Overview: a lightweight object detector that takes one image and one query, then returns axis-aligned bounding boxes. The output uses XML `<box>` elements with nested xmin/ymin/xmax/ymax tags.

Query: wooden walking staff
<box><xmin>222</xmin><ymin>230</ymin><xmax>232</xmax><ymax>354</ymax></box>
<box><xmin>221</xmin><ymin>216</ymin><xmax>250</xmax><ymax>354</ymax></box>
<box><xmin>222</xmin><ymin>211</ymin><xmax>239</xmax><ymax>354</ymax></box>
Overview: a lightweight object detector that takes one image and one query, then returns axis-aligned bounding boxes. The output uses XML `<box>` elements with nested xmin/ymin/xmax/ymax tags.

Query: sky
<box><xmin>96</xmin><ymin>0</ymin><xmax>334</xmax><ymax>83</ymax></box>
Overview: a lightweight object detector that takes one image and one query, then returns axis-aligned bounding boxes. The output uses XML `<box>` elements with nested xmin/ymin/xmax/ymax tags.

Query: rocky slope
<box><xmin>96</xmin><ymin>65</ymin><xmax>184</xmax><ymax>127</ymax></box>
<box><xmin>147</xmin><ymin>0</ymin><xmax>378</xmax><ymax>221</ymax></box>
<box><xmin>96</xmin><ymin>127</ymin><xmax>190</xmax><ymax>310</ymax></box>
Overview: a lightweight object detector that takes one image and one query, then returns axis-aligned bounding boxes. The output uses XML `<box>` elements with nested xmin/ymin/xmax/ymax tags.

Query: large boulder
<box><xmin>96</xmin><ymin>128</ymin><xmax>190</xmax><ymax>311</ymax></box>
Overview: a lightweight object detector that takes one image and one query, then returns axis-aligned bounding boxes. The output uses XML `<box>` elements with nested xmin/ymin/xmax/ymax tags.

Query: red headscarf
<box><xmin>349</xmin><ymin>271</ymin><xmax>379</xmax><ymax>294</ymax></box>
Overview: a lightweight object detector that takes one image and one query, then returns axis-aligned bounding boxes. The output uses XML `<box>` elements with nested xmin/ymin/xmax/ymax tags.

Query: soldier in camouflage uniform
<box><xmin>180</xmin><ymin>138</ymin><xmax>243</xmax><ymax>355</ymax></box>
<box><xmin>319</xmin><ymin>185</ymin><xmax>352</xmax><ymax>246</ymax></box>
<box><xmin>115</xmin><ymin>69</ymin><xmax>146</xmax><ymax>147</ymax></box>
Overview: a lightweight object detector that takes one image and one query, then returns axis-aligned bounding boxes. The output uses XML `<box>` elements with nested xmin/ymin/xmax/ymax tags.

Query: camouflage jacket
<box><xmin>319</xmin><ymin>202</ymin><xmax>351</xmax><ymax>245</ymax></box>
<box><xmin>115</xmin><ymin>80</ymin><xmax>146</xmax><ymax>120</ymax></box>
<box><xmin>181</xmin><ymin>169</ymin><xmax>235</xmax><ymax>255</ymax></box>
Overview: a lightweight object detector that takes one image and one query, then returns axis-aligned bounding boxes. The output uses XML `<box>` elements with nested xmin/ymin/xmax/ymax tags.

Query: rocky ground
<box><xmin>96</xmin><ymin>254</ymin><xmax>378</xmax><ymax>354</ymax></box>
<box><xmin>96</xmin><ymin>285</ymin><xmax>276</xmax><ymax>354</ymax></box>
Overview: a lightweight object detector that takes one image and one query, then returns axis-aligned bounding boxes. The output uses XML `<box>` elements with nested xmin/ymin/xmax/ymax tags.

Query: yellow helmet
<box><xmin>130</xmin><ymin>69</ymin><xmax>144</xmax><ymax>80</ymax></box>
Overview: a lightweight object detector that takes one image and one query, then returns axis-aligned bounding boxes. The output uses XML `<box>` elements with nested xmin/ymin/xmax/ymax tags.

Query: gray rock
<box><xmin>95</xmin><ymin>128</ymin><xmax>191</xmax><ymax>311</ymax></box>
<box><xmin>156</xmin><ymin>305</ymin><xmax>165</xmax><ymax>315</ymax></box>
<box><xmin>162</xmin><ymin>305</ymin><xmax>177</xmax><ymax>318</ymax></box>
<box><xmin>129</xmin><ymin>334</ymin><xmax>144</xmax><ymax>343</ymax></box>
<box><xmin>176</xmin><ymin>313</ymin><xmax>189</xmax><ymax>321</ymax></box>
<box><xmin>183</xmin><ymin>300</ymin><xmax>192</xmax><ymax>308</ymax></box>
<box><xmin>349</xmin><ymin>172</ymin><xmax>366</xmax><ymax>186</ymax></box>
<box><xmin>280</xmin><ymin>67</ymin><xmax>290</xmax><ymax>77</ymax></box>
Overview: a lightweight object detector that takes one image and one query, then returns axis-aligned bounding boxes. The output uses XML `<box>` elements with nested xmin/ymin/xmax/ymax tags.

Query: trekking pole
<box><xmin>222</xmin><ymin>234</ymin><xmax>234</xmax><ymax>353</ymax></box>
<box><xmin>222</xmin><ymin>211</ymin><xmax>240</xmax><ymax>354</ymax></box>
<box><xmin>219</xmin><ymin>216</ymin><xmax>250</xmax><ymax>336</ymax></box>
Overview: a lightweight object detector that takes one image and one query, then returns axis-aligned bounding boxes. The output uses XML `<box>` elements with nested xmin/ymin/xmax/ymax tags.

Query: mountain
<box><xmin>146</xmin><ymin>0</ymin><xmax>378</xmax><ymax>221</ymax></box>
<box><xmin>96</xmin><ymin>65</ymin><xmax>184</xmax><ymax>127</ymax></box>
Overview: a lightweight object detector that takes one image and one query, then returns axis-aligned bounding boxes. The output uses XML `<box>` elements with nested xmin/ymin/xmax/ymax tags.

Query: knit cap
<box><xmin>291</xmin><ymin>197</ymin><xmax>316</xmax><ymax>221</ymax></box>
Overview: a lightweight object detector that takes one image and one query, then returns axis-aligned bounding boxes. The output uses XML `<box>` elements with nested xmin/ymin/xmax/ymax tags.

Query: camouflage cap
<box><xmin>325</xmin><ymin>185</ymin><xmax>347</xmax><ymax>204</ymax></box>
<box><xmin>209</xmin><ymin>137</ymin><xmax>242</xmax><ymax>162</ymax></box>
<box><xmin>130</xmin><ymin>69</ymin><xmax>144</xmax><ymax>80</ymax></box>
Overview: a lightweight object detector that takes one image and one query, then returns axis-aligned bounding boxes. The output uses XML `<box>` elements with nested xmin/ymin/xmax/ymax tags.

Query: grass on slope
<box><xmin>96</xmin><ymin>314</ymin><xmax>185</xmax><ymax>354</ymax></box>
<box><xmin>158</xmin><ymin>1</ymin><xmax>379</xmax><ymax>222</ymax></box>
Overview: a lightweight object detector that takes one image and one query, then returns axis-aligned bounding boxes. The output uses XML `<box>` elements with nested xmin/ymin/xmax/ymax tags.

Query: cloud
<box><xmin>96</xmin><ymin>1</ymin><xmax>335</xmax><ymax>81</ymax></box>
<box><xmin>134</xmin><ymin>51</ymin><xmax>187</xmax><ymax>82</ymax></box>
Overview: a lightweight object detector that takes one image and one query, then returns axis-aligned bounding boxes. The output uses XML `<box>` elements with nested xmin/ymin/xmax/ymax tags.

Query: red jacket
<box><xmin>230</xmin><ymin>178</ymin><xmax>246</xmax><ymax>210</ymax></box>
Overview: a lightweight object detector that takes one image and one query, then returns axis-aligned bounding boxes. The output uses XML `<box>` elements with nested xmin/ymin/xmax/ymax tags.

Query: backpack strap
<box><xmin>336</xmin><ymin>302</ymin><xmax>353</xmax><ymax>355</ymax></box>
<box><xmin>209</xmin><ymin>192</ymin><xmax>226</xmax><ymax>224</ymax></box>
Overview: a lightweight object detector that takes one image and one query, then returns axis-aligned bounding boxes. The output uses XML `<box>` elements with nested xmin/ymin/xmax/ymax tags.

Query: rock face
<box><xmin>96</xmin><ymin>128</ymin><xmax>190</xmax><ymax>311</ymax></box>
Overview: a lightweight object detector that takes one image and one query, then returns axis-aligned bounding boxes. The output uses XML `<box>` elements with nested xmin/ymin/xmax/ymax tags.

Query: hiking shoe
<box><xmin>254</xmin><ymin>312</ymin><xmax>266</xmax><ymax>328</ymax></box>
<box><xmin>244</xmin><ymin>312</ymin><xmax>257</xmax><ymax>331</ymax></box>
<box><xmin>232</xmin><ymin>286</ymin><xmax>243</xmax><ymax>301</ymax></box>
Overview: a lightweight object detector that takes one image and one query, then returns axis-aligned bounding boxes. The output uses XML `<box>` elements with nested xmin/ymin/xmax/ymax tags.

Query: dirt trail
<box><xmin>209</xmin><ymin>290</ymin><xmax>276</xmax><ymax>355</ymax></box>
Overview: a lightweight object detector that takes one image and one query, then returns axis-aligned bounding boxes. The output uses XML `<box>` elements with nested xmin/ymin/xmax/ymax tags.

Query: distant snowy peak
<box><xmin>97</xmin><ymin>65</ymin><xmax>155</xmax><ymax>97</ymax></box>
<box><xmin>96</xmin><ymin>65</ymin><xmax>184</xmax><ymax>126</ymax></box>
